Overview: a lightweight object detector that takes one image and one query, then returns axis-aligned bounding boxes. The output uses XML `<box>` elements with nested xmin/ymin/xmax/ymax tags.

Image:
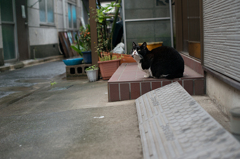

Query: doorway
<box><xmin>0</xmin><ymin>0</ymin><xmax>29</xmax><ymax>61</ymax></box>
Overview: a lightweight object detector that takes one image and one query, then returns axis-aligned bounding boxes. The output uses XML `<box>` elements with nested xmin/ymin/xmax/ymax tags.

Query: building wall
<box><xmin>206</xmin><ymin>73</ymin><xmax>240</xmax><ymax>117</ymax></box>
<box><xmin>203</xmin><ymin>0</ymin><xmax>240</xmax><ymax>82</ymax></box>
<box><xmin>27</xmin><ymin>0</ymin><xmax>82</xmax><ymax>58</ymax></box>
<box><xmin>0</xmin><ymin>10</ymin><xmax>3</xmax><ymax>66</ymax></box>
<box><xmin>203</xmin><ymin>0</ymin><xmax>240</xmax><ymax>116</ymax></box>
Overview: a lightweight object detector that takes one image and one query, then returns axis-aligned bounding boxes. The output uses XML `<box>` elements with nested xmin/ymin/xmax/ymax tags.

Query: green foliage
<box><xmin>99</xmin><ymin>54</ymin><xmax>122</xmax><ymax>62</ymax></box>
<box><xmin>85</xmin><ymin>65</ymin><xmax>99</xmax><ymax>71</ymax></box>
<box><xmin>71</xmin><ymin>24</ymin><xmax>91</xmax><ymax>56</ymax></box>
<box><xmin>91</xmin><ymin>1</ymin><xmax>121</xmax><ymax>60</ymax></box>
<box><xmin>50</xmin><ymin>81</ymin><xmax>57</xmax><ymax>86</ymax></box>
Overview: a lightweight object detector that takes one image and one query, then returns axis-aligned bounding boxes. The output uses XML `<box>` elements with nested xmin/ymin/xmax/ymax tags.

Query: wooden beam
<box><xmin>175</xmin><ymin>0</ymin><xmax>183</xmax><ymax>52</ymax></box>
<box><xmin>199</xmin><ymin>0</ymin><xmax>204</xmax><ymax>65</ymax></box>
<box><xmin>89</xmin><ymin>0</ymin><xmax>98</xmax><ymax>65</ymax></box>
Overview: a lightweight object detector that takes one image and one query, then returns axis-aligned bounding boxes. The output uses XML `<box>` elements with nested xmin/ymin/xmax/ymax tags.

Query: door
<box><xmin>122</xmin><ymin>0</ymin><xmax>174</xmax><ymax>54</ymax></box>
<box><xmin>1</xmin><ymin>0</ymin><xmax>17</xmax><ymax>61</ymax></box>
<box><xmin>15</xmin><ymin>0</ymin><xmax>29</xmax><ymax>60</ymax></box>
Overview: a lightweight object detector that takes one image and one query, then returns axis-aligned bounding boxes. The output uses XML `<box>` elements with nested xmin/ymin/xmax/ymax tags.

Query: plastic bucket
<box><xmin>86</xmin><ymin>69</ymin><xmax>98</xmax><ymax>82</ymax></box>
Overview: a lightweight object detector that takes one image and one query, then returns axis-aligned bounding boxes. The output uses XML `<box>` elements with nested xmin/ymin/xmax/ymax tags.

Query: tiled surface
<box><xmin>135</xmin><ymin>82</ymin><xmax>240</xmax><ymax>159</ymax></box>
<box><xmin>109</xmin><ymin>63</ymin><xmax>203</xmax><ymax>83</ymax></box>
<box><xmin>181</xmin><ymin>54</ymin><xmax>204</xmax><ymax>75</ymax></box>
<box><xmin>108</xmin><ymin>63</ymin><xmax>205</xmax><ymax>102</ymax></box>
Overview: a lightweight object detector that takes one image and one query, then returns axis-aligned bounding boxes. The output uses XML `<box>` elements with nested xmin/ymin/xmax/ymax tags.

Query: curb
<box><xmin>0</xmin><ymin>55</ymin><xmax>64</xmax><ymax>73</ymax></box>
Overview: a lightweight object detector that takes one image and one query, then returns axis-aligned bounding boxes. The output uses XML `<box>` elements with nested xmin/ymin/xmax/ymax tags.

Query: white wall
<box><xmin>206</xmin><ymin>73</ymin><xmax>240</xmax><ymax>118</ymax></box>
<box><xmin>0</xmin><ymin>9</ymin><xmax>2</xmax><ymax>48</ymax></box>
<box><xmin>27</xmin><ymin>0</ymin><xmax>82</xmax><ymax>46</ymax></box>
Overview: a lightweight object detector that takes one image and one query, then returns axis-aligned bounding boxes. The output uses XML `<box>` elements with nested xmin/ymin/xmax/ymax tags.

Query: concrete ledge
<box><xmin>0</xmin><ymin>55</ymin><xmax>64</xmax><ymax>73</ymax></box>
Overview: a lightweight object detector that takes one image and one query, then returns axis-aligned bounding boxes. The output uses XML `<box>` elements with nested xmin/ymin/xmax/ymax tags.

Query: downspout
<box><xmin>58</xmin><ymin>0</ymin><xmax>66</xmax><ymax>55</ymax></box>
<box><xmin>63</xmin><ymin>0</ymin><xmax>66</xmax><ymax>31</ymax></box>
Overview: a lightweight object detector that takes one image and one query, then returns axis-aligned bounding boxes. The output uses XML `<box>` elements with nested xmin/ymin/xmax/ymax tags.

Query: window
<box><xmin>175</xmin><ymin>0</ymin><xmax>202</xmax><ymax>60</ymax></box>
<box><xmin>68</xmin><ymin>3</ymin><xmax>77</xmax><ymax>29</ymax></box>
<box><xmin>39</xmin><ymin>0</ymin><xmax>54</xmax><ymax>23</ymax></box>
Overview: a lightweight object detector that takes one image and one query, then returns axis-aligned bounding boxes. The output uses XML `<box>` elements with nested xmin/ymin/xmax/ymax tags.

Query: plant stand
<box><xmin>98</xmin><ymin>59</ymin><xmax>120</xmax><ymax>80</ymax></box>
<box><xmin>86</xmin><ymin>69</ymin><xmax>99</xmax><ymax>82</ymax></box>
<box><xmin>65</xmin><ymin>64</ymin><xmax>91</xmax><ymax>79</ymax></box>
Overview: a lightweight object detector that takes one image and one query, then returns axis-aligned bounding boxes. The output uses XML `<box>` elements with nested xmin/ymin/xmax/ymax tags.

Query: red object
<box><xmin>98</xmin><ymin>59</ymin><xmax>121</xmax><ymax>80</ymax></box>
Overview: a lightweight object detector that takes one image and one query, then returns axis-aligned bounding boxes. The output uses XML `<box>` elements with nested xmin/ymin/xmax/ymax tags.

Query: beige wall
<box><xmin>206</xmin><ymin>73</ymin><xmax>240</xmax><ymax>118</ymax></box>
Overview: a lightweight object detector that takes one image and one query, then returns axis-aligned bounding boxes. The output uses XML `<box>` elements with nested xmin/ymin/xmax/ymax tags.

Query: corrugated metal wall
<box><xmin>203</xmin><ymin>0</ymin><xmax>240</xmax><ymax>82</ymax></box>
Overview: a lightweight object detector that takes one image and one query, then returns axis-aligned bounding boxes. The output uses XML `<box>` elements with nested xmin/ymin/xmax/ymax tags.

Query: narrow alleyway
<box><xmin>0</xmin><ymin>61</ymin><xmax>142</xmax><ymax>159</ymax></box>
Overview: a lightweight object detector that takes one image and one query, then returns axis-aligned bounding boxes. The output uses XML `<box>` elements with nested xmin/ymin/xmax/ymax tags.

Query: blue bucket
<box><xmin>82</xmin><ymin>51</ymin><xmax>92</xmax><ymax>64</ymax></box>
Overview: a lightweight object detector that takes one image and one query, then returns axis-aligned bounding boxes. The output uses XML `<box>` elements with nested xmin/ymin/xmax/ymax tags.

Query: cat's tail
<box><xmin>166</xmin><ymin>73</ymin><xmax>183</xmax><ymax>79</ymax></box>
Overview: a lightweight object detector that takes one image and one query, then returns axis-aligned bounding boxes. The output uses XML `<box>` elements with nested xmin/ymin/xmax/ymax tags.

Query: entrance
<box><xmin>0</xmin><ymin>0</ymin><xmax>29</xmax><ymax>61</ymax></box>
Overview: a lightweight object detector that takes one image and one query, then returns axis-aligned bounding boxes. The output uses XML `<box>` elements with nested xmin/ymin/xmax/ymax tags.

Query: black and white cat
<box><xmin>131</xmin><ymin>42</ymin><xmax>184</xmax><ymax>79</ymax></box>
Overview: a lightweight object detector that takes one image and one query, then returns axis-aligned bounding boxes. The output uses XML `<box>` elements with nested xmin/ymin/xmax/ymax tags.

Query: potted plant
<box><xmin>85</xmin><ymin>65</ymin><xmax>99</xmax><ymax>82</ymax></box>
<box><xmin>71</xmin><ymin>24</ymin><xmax>92</xmax><ymax>64</ymax></box>
<box><xmin>91</xmin><ymin>1</ymin><xmax>122</xmax><ymax>80</ymax></box>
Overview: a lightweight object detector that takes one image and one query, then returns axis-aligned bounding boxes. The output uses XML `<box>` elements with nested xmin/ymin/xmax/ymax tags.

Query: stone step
<box><xmin>108</xmin><ymin>63</ymin><xmax>204</xmax><ymax>102</ymax></box>
<box><xmin>135</xmin><ymin>82</ymin><xmax>240</xmax><ymax>159</ymax></box>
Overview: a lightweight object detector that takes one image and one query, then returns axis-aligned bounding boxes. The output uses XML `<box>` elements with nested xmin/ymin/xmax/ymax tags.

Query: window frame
<box><xmin>175</xmin><ymin>0</ymin><xmax>203</xmax><ymax>64</ymax></box>
<box><xmin>39</xmin><ymin>0</ymin><xmax>55</xmax><ymax>25</ymax></box>
<box><xmin>68</xmin><ymin>2</ymin><xmax>77</xmax><ymax>30</ymax></box>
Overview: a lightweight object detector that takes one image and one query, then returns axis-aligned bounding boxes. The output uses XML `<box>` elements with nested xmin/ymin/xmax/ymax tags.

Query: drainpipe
<box><xmin>63</xmin><ymin>0</ymin><xmax>66</xmax><ymax>31</ymax></box>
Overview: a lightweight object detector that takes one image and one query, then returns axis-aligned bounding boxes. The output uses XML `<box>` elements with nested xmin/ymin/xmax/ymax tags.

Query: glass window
<box><xmin>124</xmin><ymin>0</ymin><xmax>170</xmax><ymax>19</ymax></box>
<box><xmin>68</xmin><ymin>3</ymin><xmax>77</xmax><ymax>29</ymax></box>
<box><xmin>126</xmin><ymin>20</ymin><xmax>171</xmax><ymax>53</ymax></box>
<box><xmin>2</xmin><ymin>24</ymin><xmax>16</xmax><ymax>60</ymax></box>
<box><xmin>68</xmin><ymin>4</ymin><xmax>72</xmax><ymax>28</ymax></box>
<box><xmin>39</xmin><ymin>0</ymin><xmax>54</xmax><ymax>23</ymax></box>
<box><xmin>0</xmin><ymin>0</ymin><xmax>14</xmax><ymax>22</ymax></box>
<box><xmin>72</xmin><ymin>5</ymin><xmax>77</xmax><ymax>28</ymax></box>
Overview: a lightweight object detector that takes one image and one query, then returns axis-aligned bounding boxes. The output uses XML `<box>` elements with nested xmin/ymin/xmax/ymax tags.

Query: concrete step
<box><xmin>135</xmin><ymin>82</ymin><xmax>240</xmax><ymax>159</ymax></box>
<box><xmin>108</xmin><ymin>63</ymin><xmax>205</xmax><ymax>102</ymax></box>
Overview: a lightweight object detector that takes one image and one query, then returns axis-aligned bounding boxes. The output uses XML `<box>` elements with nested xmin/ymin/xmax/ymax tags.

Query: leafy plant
<box><xmin>50</xmin><ymin>81</ymin><xmax>57</xmax><ymax>86</ymax></box>
<box><xmin>91</xmin><ymin>1</ymin><xmax>121</xmax><ymax>60</ymax></box>
<box><xmin>71</xmin><ymin>24</ymin><xmax>91</xmax><ymax>56</ymax></box>
<box><xmin>85</xmin><ymin>65</ymin><xmax>99</xmax><ymax>71</ymax></box>
<box><xmin>99</xmin><ymin>53</ymin><xmax>123</xmax><ymax>62</ymax></box>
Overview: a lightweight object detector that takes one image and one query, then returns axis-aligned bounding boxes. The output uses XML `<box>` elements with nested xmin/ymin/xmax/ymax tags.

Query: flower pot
<box><xmin>138</xmin><ymin>42</ymin><xmax>163</xmax><ymax>51</ymax></box>
<box><xmin>100</xmin><ymin>52</ymin><xmax>136</xmax><ymax>65</ymax></box>
<box><xmin>86</xmin><ymin>69</ymin><xmax>99</xmax><ymax>82</ymax></box>
<box><xmin>82</xmin><ymin>51</ymin><xmax>92</xmax><ymax>64</ymax></box>
<box><xmin>62</xmin><ymin>58</ymin><xmax>83</xmax><ymax>66</ymax></box>
<box><xmin>98</xmin><ymin>59</ymin><xmax>120</xmax><ymax>80</ymax></box>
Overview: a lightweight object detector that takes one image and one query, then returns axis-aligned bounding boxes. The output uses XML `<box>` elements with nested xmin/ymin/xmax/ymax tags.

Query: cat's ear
<box><xmin>142</xmin><ymin>42</ymin><xmax>147</xmax><ymax>49</ymax></box>
<box><xmin>132</xmin><ymin>42</ymin><xmax>137</xmax><ymax>48</ymax></box>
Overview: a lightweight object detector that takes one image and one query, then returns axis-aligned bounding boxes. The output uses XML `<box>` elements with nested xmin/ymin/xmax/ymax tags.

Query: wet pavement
<box><xmin>0</xmin><ymin>61</ymin><xmax>65</xmax><ymax>99</ymax></box>
<box><xmin>0</xmin><ymin>61</ymin><xmax>142</xmax><ymax>159</ymax></box>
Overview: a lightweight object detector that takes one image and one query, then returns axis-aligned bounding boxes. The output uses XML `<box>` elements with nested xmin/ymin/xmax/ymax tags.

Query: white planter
<box><xmin>86</xmin><ymin>69</ymin><xmax>99</xmax><ymax>82</ymax></box>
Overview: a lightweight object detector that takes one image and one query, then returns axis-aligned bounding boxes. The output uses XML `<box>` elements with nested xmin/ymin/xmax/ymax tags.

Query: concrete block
<box><xmin>66</xmin><ymin>64</ymin><xmax>91</xmax><ymax>77</ymax></box>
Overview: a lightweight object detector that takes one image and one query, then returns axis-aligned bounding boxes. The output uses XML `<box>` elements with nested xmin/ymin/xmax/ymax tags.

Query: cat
<box><xmin>131</xmin><ymin>42</ymin><xmax>184</xmax><ymax>79</ymax></box>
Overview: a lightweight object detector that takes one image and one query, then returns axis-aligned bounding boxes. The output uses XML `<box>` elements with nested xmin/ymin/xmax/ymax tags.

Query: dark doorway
<box><xmin>15</xmin><ymin>0</ymin><xmax>29</xmax><ymax>60</ymax></box>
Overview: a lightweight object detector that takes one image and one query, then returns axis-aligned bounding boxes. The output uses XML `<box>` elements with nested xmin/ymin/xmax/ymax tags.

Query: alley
<box><xmin>0</xmin><ymin>61</ymin><xmax>142</xmax><ymax>159</ymax></box>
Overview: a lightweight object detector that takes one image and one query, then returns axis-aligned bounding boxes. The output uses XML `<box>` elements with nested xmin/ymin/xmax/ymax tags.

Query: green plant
<box><xmin>50</xmin><ymin>81</ymin><xmax>57</xmax><ymax>86</ymax></box>
<box><xmin>71</xmin><ymin>24</ymin><xmax>91</xmax><ymax>56</ymax></box>
<box><xmin>85</xmin><ymin>65</ymin><xmax>99</xmax><ymax>71</ymax></box>
<box><xmin>91</xmin><ymin>1</ymin><xmax>121</xmax><ymax>60</ymax></box>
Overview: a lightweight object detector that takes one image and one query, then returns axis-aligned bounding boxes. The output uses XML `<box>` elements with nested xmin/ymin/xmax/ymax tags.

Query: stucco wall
<box><xmin>0</xmin><ymin>10</ymin><xmax>3</xmax><ymax>66</ymax></box>
<box><xmin>27</xmin><ymin>0</ymin><xmax>82</xmax><ymax>58</ymax></box>
<box><xmin>206</xmin><ymin>73</ymin><xmax>240</xmax><ymax>118</ymax></box>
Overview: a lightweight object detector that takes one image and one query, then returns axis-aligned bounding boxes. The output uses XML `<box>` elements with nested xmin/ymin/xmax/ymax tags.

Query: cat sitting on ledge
<box><xmin>131</xmin><ymin>42</ymin><xmax>184</xmax><ymax>79</ymax></box>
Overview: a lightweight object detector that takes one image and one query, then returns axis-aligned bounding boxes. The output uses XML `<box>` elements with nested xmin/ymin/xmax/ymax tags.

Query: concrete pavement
<box><xmin>0</xmin><ymin>60</ymin><xmax>231</xmax><ymax>159</ymax></box>
<box><xmin>0</xmin><ymin>74</ymin><xmax>142</xmax><ymax>159</ymax></box>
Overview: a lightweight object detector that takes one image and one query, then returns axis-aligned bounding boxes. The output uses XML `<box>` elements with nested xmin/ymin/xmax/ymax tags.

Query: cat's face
<box><xmin>131</xmin><ymin>42</ymin><xmax>148</xmax><ymax>61</ymax></box>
